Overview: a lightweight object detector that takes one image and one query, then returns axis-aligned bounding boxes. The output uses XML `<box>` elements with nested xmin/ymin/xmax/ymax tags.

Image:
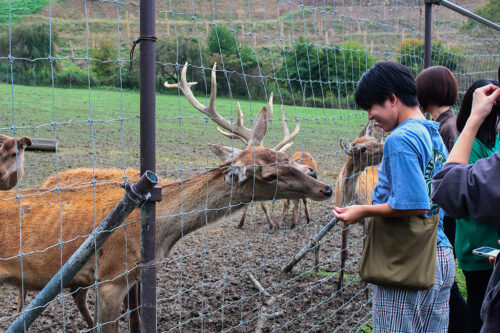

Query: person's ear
<box><xmin>388</xmin><ymin>93</ymin><xmax>397</xmax><ymax>105</ymax></box>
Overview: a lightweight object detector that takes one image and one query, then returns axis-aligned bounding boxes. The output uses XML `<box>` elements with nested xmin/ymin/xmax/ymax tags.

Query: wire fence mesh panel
<box><xmin>0</xmin><ymin>0</ymin><xmax>498</xmax><ymax>332</ymax></box>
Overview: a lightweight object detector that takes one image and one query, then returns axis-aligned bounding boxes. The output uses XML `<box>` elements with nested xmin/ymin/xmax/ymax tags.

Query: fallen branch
<box><xmin>247</xmin><ymin>271</ymin><xmax>270</xmax><ymax>297</ymax></box>
<box><xmin>246</xmin><ymin>272</ymin><xmax>283</xmax><ymax>333</ymax></box>
<box><xmin>281</xmin><ymin>216</ymin><xmax>338</xmax><ymax>273</ymax></box>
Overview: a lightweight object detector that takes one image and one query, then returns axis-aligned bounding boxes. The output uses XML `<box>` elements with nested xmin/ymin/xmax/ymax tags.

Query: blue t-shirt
<box><xmin>372</xmin><ymin>118</ymin><xmax>452</xmax><ymax>248</ymax></box>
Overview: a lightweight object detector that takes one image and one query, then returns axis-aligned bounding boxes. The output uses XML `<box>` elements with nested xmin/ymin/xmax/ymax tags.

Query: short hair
<box><xmin>416</xmin><ymin>66</ymin><xmax>458</xmax><ymax>110</ymax></box>
<box><xmin>354</xmin><ymin>61</ymin><xmax>418</xmax><ymax>110</ymax></box>
<box><xmin>456</xmin><ymin>79</ymin><xmax>500</xmax><ymax>148</ymax></box>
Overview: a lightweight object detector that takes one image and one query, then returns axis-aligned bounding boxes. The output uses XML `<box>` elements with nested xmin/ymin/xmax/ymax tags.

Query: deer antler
<box><xmin>268</xmin><ymin>93</ymin><xmax>300</xmax><ymax>152</ymax></box>
<box><xmin>164</xmin><ymin>62</ymin><xmax>252</xmax><ymax>144</ymax></box>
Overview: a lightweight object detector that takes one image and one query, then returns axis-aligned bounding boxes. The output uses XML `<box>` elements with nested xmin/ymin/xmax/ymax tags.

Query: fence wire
<box><xmin>0</xmin><ymin>0</ymin><xmax>498</xmax><ymax>332</ymax></box>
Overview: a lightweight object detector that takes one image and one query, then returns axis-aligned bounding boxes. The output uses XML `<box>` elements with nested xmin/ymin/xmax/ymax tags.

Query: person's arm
<box><xmin>446</xmin><ymin>84</ymin><xmax>500</xmax><ymax>164</ymax></box>
<box><xmin>333</xmin><ymin>203</ymin><xmax>427</xmax><ymax>224</ymax></box>
<box><xmin>432</xmin><ymin>151</ymin><xmax>500</xmax><ymax>223</ymax></box>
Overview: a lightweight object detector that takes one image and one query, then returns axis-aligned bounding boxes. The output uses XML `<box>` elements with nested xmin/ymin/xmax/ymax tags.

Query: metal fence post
<box><xmin>139</xmin><ymin>0</ymin><xmax>157</xmax><ymax>330</ymax></box>
<box><xmin>424</xmin><ymin>0</ymin><xmax>434</xmax><ymax>69</ymax></box>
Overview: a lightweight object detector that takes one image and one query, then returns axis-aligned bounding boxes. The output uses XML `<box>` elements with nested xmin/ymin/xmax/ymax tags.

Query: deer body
<box><xmin>334</xmin><ymin>137</ymin><xmax>383</xmax><ymax>292</ymax></box>
<box><xmin>1</xmin><ymin>145</ymin><xmax>331</xmax><ymax>331</ymax></box>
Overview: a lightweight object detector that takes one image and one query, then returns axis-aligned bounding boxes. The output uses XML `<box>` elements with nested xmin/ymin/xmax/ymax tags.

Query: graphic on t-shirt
<box><xmin>425</xmin><ymin>147</ymin><xmax>447</xmax><ymax>214</ymax></box>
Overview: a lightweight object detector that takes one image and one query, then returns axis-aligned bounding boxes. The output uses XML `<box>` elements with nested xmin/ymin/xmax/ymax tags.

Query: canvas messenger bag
<box><xmin>358</xmin><ymin>213</ymin><xmax>439</xmax><ymax>290</ymax></box>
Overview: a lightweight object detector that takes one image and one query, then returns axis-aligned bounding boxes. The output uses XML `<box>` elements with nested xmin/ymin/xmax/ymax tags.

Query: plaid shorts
<box><xmin>372</xmin><ymin>246</ymin><xmax>455</xmax><ymax>333</ymax></box>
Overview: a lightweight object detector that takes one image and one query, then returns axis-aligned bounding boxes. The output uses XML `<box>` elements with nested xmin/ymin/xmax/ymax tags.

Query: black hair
<box><xmin>456</xmin><ymin>79</ymin><xmax>500</xmax><ymax>148</ymax></box>
<box><xmin>354</xmin><ymin>61</ymin><xmax>418</xmax><ymax>110</ymax></box>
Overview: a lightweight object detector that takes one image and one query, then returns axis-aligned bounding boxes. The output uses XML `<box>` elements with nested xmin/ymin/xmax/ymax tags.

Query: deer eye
<box><xmin>10</xmin><ymin>153</ymin><xmax>16</xmax><ymax>158</ymax></box>
<box><xmin>264</xmin><ymin>174</ymin><xmax>277</xmax><ymax>182</ymax></box>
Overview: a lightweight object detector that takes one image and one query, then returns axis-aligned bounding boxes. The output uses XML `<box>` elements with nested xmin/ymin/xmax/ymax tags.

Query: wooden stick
<box><xmin>281</xmin><ymin>217</ymin><xmax>338</xmax><ymax>273</ymax></box>
<box><xmin>247</xmin><ymin>271</ymin><xmax>270</xmax><ymax>297</ymax></box>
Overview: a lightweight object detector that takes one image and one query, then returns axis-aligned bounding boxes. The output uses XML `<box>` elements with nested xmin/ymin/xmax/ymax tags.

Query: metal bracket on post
<box><xmin>147</xmin><ymin>186</ymin><xmax>162</xmax><ymax>202</ymax></box>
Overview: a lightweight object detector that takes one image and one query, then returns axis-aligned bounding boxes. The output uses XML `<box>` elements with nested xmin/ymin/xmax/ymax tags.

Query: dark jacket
<box><xmin>435</xmin><ymin>109</ymin><xmax>459</xmax><ymax>153</ymax></box>
<box><xmin>480</xmin><ymin>254</ymin><xmax>500</xmax><ymax>333</ymax></box>
<box><xmin>431</xmin><ymin>150</ymin><xmax>500</xmax><ymax>225</ymax></box>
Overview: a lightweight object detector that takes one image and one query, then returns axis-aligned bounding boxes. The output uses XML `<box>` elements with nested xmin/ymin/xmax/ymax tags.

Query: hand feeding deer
<box><xmin>335</xmin><ymin>120</ymin><xmax>384</xmax><ymax>293</ymax></box>
<box><xmin>0</xmin><ymin>64</ymin><xmax>332</xmax><ymax>332</ymax></box>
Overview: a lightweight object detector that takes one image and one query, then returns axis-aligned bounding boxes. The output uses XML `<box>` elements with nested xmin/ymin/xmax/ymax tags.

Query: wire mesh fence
<box><xmin>0</xmin><ymin>0</ymin><xmax>498</xmax><ymax>331</ymax></box>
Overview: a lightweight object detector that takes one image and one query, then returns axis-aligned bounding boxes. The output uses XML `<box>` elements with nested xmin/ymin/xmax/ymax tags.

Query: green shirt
<box><xmin>456</xmin><ymin>134</ymin><xmax>500</xmax><ymax>271</ymax></box>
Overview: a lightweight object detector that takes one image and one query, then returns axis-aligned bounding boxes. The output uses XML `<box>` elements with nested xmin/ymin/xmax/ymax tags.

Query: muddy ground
<box><xmin>0</xmin><ymin>195</ymin><xmax>371</xmax><ymax>332</ymax></box>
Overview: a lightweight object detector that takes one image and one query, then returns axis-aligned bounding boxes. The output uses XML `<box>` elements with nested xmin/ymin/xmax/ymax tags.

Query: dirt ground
<box><xmin>0</xmin><ymin>196</ymin><xmax>371</xmax><ymax>332</ymax></box>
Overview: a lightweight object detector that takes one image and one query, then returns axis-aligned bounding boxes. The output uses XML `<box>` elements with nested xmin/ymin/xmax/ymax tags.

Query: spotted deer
<box><xmin>0</xmin><ymin>134</ymin><xmax>32</xmax><ymax>190</ymax></box>
<box><xmin>334</xmin><ymin>136</ymin><xmax>384</xmax><ymax>292</ymax></box>
<box><xmin>278</xmin><ymin>151</ymin><xmax>319</xmax><ymax>229</ymax></box>
<box><xmin>0</xmin><ymin>66</ymin><xmax>332</xmax><ymax>333</ymax></box>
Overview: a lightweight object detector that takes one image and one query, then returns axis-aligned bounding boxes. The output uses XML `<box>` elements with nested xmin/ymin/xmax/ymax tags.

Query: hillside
<box><xmin>2</xmin><ymin>0</ymin><xmax>491</xmax><ymax>60</ymax></box>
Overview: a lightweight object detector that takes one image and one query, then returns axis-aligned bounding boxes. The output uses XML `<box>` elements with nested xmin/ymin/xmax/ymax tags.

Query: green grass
<box><xmin>0</xmin><ymin>83</ymin><xmax>366</xmax><ymax>185</ymax></box>
<box><xmin>0</xmin><ymin>0</ymin><xmax>52</xmax><ymax>25</ymax></box>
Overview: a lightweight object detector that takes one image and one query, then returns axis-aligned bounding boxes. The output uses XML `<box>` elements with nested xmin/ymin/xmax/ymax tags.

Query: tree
<box><xmin>278</xmin><ymin>37</ymin><xmax>376</xmax><ymax>100</ymax></box>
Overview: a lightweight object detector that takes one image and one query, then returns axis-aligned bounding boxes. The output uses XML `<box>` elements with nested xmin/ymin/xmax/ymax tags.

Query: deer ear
<box><xmin>223</xmin><ymin>163</ymin><xmax>248</xmax><ymax>185</ymax></box>
<box><xmin>208</xmin><ymin>143</ymin><xmax>242</xmax><ymax>162</ymax></box>
<box><xmin>340</xmin><ymin>139</ymin><xmax>353</xmax><ymax>154</ymax></box>
<box><xmin>247</xmin><ymin>106</ymin><xmax>268</xmax><ymax>148</ymax></box>
<box><xmin>18</xmin><ymin>137</ymin><xmax>32</xmax><ymax>148</ymax></box>
<box><xmin>0</xmin><ymin>134</ymin><xmax>9</xmax><ymax>145</ymax></box>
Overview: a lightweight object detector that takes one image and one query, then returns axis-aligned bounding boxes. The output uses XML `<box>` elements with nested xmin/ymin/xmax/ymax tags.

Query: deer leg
<box><xmin>290</xmin><ymin>199</ymin><xmax>299</xmax><ymax>229</ymax></box>
<box><xmin>338</xmin><ymin>223</ymin><xmax>349</xmax><ymax>294</ymax></box>
<box><xmin>260</xmin><ymin>202</ymin><xmax>274</xmax><ymax>230</ymax></box>
<box><xmin>278</xmin><ymin>200</ymin><xmax>290</xmax><ymax>229</ymax></box>
<box><xmin>71</xmin><ymin>287</ymin><xmax>94</xmax><ymax>329</ymax></box>
<box><xmin>97</xmin><ymin>281</ymin><xmax>128</xmax><ymax>333</ymax></box>
<box><xmin>302</xmin><ymin>198</ymin><xmax>311</xmax><ymax>224</ymax></box>
<box><xmin>125</xmin><ymin>284</ymin><xmax>140</xmax><ymax>333</ymax></box>
<box><xmin>16</xmin><ymin>288</ymin><xmax>27</xmax><ymax>313</ymax></box>
<box><xmin>237</xmin><ymin>205</ymin><xmax>249</xmax><ymax>229</ymax></box>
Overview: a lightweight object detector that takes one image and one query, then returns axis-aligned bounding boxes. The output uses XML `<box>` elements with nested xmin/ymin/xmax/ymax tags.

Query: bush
<box><xmin>0</xmin><ymin>22</ymin><xmax>57</xmax><ymax>74</ymax></box>
<box><xmin>89</xmin><ymin>39</ymin><xmax>119</xmax><ymax>86</ymax></box>
<box><xmin>397</xmin><ymin>38</ymin><xmax>464</xmax><ymax>77</ymax></box>
<box><xmin>207</xmin><ymin>26</ymin><xmax>238</xmax><ymax>56</ymax></box>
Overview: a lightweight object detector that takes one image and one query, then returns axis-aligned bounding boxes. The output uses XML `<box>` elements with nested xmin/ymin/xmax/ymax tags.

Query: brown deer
<box><xmin>0</xmin><ymin>134</ymin><xmax>32</xmax><ymax>190</ymax></box>
<box><xmin>334</xmin><ymin>136</ymin><xmax>383</xmax><ymax>292</ymax></box>
<box><xmin>0</xmin><ymin>74</ymin><xmax>332</xmax><ymax>333</ymax></box>
<box><xmin>278</xmin><ymin>151</ymin><xmax>318</xmax><ymax>229</ymax></box>
<box><xmin>165</xmin><ymin>64</ymin><xmax>309</xmax><ymax>231</ymax></box>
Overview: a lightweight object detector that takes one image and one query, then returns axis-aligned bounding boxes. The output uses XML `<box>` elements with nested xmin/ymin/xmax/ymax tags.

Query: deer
<box><xmin>0</xmin><ymin>67</ymin><xmax>332</xmax><ymax>333</ymax></box>
<box><xmin>278</xmin><ymin>151</ymin><xmax>318</xmax><ymax>229</ymax></box>
<box><xmin>334</xmin><ymin>136</ymin><xmax>384</xmax><ymax>293</ymax></box>
<box><xmin>0</xmin><ymin>134</ymin><xmax>32</xmax><ymax>190</ymax></box>
<box><xmin>165</xmin><ymin>64</ymin><xmax>319</xmax><ymax>232</ymax></box>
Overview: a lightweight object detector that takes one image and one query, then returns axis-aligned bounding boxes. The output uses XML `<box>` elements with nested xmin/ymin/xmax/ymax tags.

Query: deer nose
<box><xmin>320</xmin><ymin>186</ymin><xmax>332</xmax><ymax>198</ymax></box>
<box><xmin>309</xmin><ymin>168</ymin><xmax>318</xmax><ymax>179</ymax></box>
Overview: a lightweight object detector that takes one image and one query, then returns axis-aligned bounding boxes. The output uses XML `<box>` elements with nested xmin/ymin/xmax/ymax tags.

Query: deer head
<box><xmin>0</xmin><ymin>134</ymin><xmax>32</xmax><ymax>190</ymax></box>
<box><xmin>165</xmin><ymin>63</ymin><xmax>331</xmax><ymax>202</ymax></box>
<box><xmin>339</xmin><ymin>136</ymin><xmax>384</xmax><ymax>172</ymax></box>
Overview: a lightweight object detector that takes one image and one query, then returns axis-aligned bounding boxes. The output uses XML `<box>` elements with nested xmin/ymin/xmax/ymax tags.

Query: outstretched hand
<box><xmin>332</xmin><ymin>205</ymin><xmax>365</xmax><ymax>225</ymax></box>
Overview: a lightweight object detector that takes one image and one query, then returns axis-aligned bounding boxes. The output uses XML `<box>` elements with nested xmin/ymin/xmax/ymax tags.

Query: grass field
<box><xmin>0</xmin><ymin>83</ymin><xmax>368</xmax><ymax>187</ymax></box>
